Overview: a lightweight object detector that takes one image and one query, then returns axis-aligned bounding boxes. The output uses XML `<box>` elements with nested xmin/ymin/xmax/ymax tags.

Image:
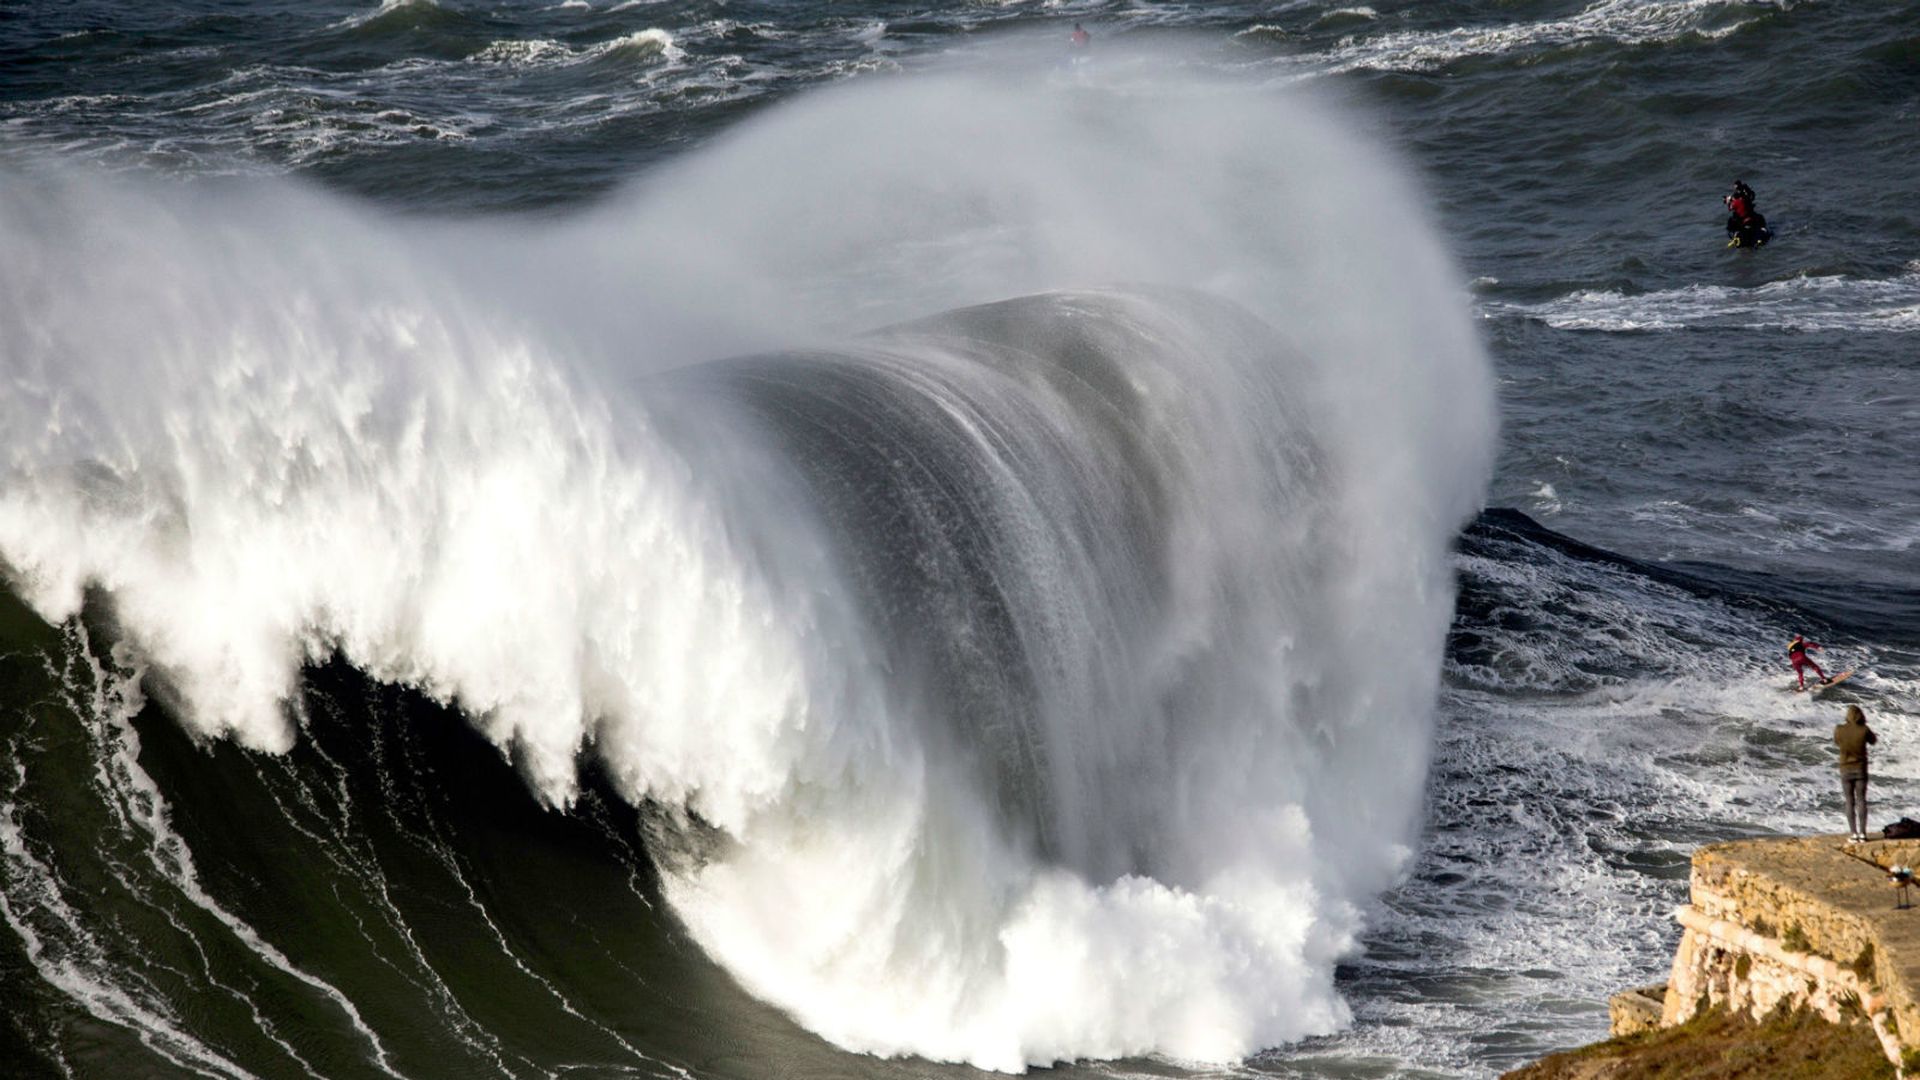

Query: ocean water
<box><xmin>1</xmin><ymin>2</ymin><xmax>1916</xmax><ymax>1077</ymax></box>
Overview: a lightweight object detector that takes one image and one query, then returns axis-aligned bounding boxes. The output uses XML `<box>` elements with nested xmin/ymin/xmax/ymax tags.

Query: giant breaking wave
<box><xmin>0</xmin><ymin>48</ymin><xmax>1493</xmax><ymax>1071</ymax></box>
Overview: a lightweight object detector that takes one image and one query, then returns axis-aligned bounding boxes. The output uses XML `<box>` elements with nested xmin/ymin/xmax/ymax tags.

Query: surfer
<box><xmin>1835</xmin><ymin>704</ymin><xmax>1878</xmax><ymax>843</ymax></box>
<box><xmin>1069</xmin><ymin>22</ymin><xmax>1090</xmax><ymax>48</ymax></box>
<box><xmin>1787</xmin><ymin>633</ymin><xmax>1830</xmax><ymax>690</ymax></box>
<box><xmin>1724</xmin><ymin>179</ymin><xmax>1770</xmax><ymax>248</ymax></box>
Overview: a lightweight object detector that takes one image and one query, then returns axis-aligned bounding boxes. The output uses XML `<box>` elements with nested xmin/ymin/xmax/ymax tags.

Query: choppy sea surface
<box><xmin>2</xmin><ymin>2</ymin><xmax>1917</xmax><ymax>1078</ymax></box>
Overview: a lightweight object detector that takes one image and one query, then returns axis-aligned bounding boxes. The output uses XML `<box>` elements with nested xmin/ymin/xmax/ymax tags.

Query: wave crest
<box><xmin>0</xmin><ymin>54</ymin><xmax>1492</xmax><ymax>1070</ymax></box>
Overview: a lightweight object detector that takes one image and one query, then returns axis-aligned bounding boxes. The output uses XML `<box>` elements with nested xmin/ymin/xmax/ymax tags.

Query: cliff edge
<box><xmin>1505</xmin><ymin>834</ymin><xmax>1920</xmax><ymax>1079</ymax></box>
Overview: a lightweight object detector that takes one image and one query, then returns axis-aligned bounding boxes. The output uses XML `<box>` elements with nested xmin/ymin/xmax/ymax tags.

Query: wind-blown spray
<box><xmin>0</xmin><ymin>43</ymin><xmax>1492</xmax><ymax>1071</ymax></box>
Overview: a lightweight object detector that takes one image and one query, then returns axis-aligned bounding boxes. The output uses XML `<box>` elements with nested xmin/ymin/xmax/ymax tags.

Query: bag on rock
<box><xmin>1882</xmin><ymin>818</ymin><xmax>1920</xmax><ymax>840</ymax></box>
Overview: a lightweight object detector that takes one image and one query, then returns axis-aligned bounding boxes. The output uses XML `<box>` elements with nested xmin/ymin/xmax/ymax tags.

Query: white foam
<box><xmin>1530</xmin><ymin>481</ymin><xmax>1562</xmax><ymax>515</ymax></box>
<box><xmin>602</xmin><ymin>28</ymin><xmax>678</xmax><ymax>62</ymax></box>
<box><xmin>1487</xmin><ymin>268</ymin><xmax>1920</xmax><ymax>333</ymax></box>
<box><xmin>0</xmin><ymin>50</ymin><xmax>1493</xmax><ymax>1071</ymax></box>
<box><xmin>472</xmin><ymin>39</ymin><xmax>573</xmax><ymax>66</ymax></box>
<box><xmin>1311</xmin><ymin>0</ymin><xmax>1760</xmax><ymax>76</ymax></box>
<box><xmin>1313</xmin><ymin>7</ymin><xmax>1379</xmax><ymax>28</ymax></box>
<box><xmin>474</xmin><ymin>29</ymin><xmax>677</xmax><ymax>69</ymax></box>
<box><xmin>333</xmin><ymin>0</ymin><xmax>442</xmax><ymax>31</ymax></box>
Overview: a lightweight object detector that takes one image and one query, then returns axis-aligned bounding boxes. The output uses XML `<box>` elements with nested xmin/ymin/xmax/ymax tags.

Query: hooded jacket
<box><xmin>1835</xmin><ymin>718</ymin><xmax>1877</xmax><ymax>777</ymax></box>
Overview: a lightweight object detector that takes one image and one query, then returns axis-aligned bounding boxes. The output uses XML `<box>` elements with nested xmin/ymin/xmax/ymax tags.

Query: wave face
<box><xmin>0</xmin><ymin>57</ymin><xmax>1492</xmax><ymax>1072</ymax></box>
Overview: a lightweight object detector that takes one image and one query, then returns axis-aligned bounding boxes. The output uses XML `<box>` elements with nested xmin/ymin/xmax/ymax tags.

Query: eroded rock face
<box><xmin>1608</xmin><ymin>983</ymin><xmax>1666</xmax><ymax>1037</ymax></box>
<box><xmin>1506</xmin><ymin>1006</ymin><xmax>1896</xmax><ymax>1080</ymax></box>
<box><xmin>1652</xmin><ymin>836</ymin><xmax>1920</xmax><ymax>1071</ymax></box>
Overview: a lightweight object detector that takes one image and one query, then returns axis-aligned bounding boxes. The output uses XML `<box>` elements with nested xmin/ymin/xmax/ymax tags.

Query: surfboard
<box><xmin>1792</xmin><ymin>669</ymin><xmax>1856</xmax><ymax>693</ymax></box>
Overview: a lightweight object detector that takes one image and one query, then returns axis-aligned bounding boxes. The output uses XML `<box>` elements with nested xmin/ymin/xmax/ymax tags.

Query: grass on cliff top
<box><xmin>1499</xmin><ymin>1006</ymin><xmax>1895</xmax><ymax>1080</ymax></box>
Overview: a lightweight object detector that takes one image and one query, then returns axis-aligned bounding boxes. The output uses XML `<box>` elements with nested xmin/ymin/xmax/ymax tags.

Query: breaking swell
<box><xmin>0</xmin><ymin>62</ymin><xmax>1492</xmax><ymax>1075</ymax></box>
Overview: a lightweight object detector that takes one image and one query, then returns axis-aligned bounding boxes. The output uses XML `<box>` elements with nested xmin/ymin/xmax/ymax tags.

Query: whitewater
<box><xmin>0</xmin><ymin>56</ymin><xmax>1494</xmax><ymax>1073</ymax></box>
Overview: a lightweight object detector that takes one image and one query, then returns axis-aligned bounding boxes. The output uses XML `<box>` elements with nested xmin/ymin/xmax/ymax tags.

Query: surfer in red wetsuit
<box><xmin>1069</xmin><ymin>22</ymin><xmax>1090</xmax><ymax>49</ymax></box>
<box><xmin>1788</xmin><ymin>633</ymin><xmax>1829</xmax><ymax>689</ymax></box>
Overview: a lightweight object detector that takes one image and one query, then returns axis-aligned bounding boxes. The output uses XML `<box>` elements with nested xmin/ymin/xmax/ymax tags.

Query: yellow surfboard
<box><xmin>1794</xmin><ymin>669</ymin><xmax>1856</xmax><ymax>694</ymax></box>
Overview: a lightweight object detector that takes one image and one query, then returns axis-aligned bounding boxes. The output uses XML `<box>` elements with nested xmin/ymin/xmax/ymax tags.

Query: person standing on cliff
<box><xmin>1835</xmin><ymin>704</ymin><xmax>1878</xmax><ymax>843</ymax></box>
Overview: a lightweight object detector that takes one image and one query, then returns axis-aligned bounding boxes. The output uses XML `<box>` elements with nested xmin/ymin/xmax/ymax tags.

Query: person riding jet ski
<box><xmin>1725</xmin><ymin>179</ymin><xmax>1771</xmax><ymax>248</ymax></box>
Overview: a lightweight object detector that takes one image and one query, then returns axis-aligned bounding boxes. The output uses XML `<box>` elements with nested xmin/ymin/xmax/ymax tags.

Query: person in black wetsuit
<box><xmin>1725</xmin><ymin>179</ymin><xmax>1770</xmax><ymax>247</ymax></box>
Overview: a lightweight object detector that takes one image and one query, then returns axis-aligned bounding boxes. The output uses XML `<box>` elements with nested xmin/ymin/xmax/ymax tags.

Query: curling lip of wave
<box><xmin>0</xmin><ymin>49</ymin><xmax>1494</xmax><ymax>1073</ymax></box>
<box><xmin>0</xmin><ymin>283</ymin><xmax>1480</xmax><ymax>1073</ymax></box>
<box><xmin>652</xmin><ymin>285</ymin><xmax>1390</xmax><ymax>1068</ymax></box>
